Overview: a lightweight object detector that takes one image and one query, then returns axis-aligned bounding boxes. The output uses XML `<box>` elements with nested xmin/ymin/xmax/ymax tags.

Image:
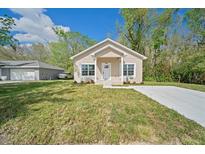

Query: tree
<box><xmin>185</xmin><ymin>9</ymin><xmax>205</xmax><ymax>46</ymax></box>
<box><xmin>0</xmin><ymin>14</ymin><xmax>18</xmax><ymax>49</ymax></box>
<box><xmin>49</xmin><ymin>28</ymin><xmax>96</xmax><ymax>72</ymax></box>
<box><xmin>54</xmin><ymin>27</ymin><xmax>96</xmax><ymax>56</ymax></box>
<box><xmin>151</xmin><ymin>9</ymin><xmax>179</xmax><ymax>79</ymax></box>
<box><xmin>173</xmin><ymin>50</ymin><xmax>205</xmax><ymax>84</ymax></box>
<box><xmin>49</xmin><ymin>41</ymin><xmax>70</xmax><ymax>71</ymax></box>
<box><xmin>118</xmin><ymin>9</ymin><xmax>182</xmax><ymax>81</ymax></box>
<box><xmin>30</xmin><ymin>43</ymin><xmax>50</xmax><ymax>62</ymax></box>
<box><xmin>0</xmin><ymin>46</ymin><xmax>22</xmax><ymax>60</ymax></box>
<box><xmin>119</xmin><ymin>9</ymin><xmax>149</xmax><ymax>54</ymax></box>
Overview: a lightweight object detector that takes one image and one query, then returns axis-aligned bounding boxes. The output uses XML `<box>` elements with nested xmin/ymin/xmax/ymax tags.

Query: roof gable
<box><xmin>94</xmin><ymin>46</ymin><xmax>124</xmax><ymax>58</ymax></box>
<box><xmin>91</xmin><ymin>45</ymin><xmax>125</xmax><ymax>57</ymax></box>
<box><xmin>70</xmin><ymin>38</ymin><xmax>147</xmax><ymax>60</ymax></box>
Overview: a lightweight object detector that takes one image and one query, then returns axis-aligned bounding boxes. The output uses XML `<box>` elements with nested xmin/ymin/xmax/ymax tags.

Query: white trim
<box><xmin>80</xmin><ymin>63</ymin><xmax>95</xmax><ymax>78</ymax></box>
<box><xmin>107</xmin><ymin>38</ymin><xmax>147</xmax><ymax>60</ymax></box>
<box><xmin>101</xmin><ymin>63</ymin><xmax>111</xmax><ymax>81</ymax></box>
<box><xmin>70</xmin><ymin>38</ymin><xmax>147</xmax><ymax>60</ymax></box>
<box><xmin>94</xmin><ymin>58</ymin><xmax>97</xmax><ymax>82</ymax></box>
<box><xmin>0</xmin><ymin>68</ymin><xmax>1</xmax><ymax>77</ymax></box>
<box><xmin>70</xmin><ymin>38</ymin><xmax>109</xmax><ymax>59</ymax></box>
<box><xmin>121</xmin><ymin>57</ymin><xmax>123</xmax><ymax>82</ymax></box>
<box><xmin>123</xmin><ymin>63</ymin><xmax>136</xmax><ymax>78</ymax></box>
<box><xmin>101</xmin><ymin>63</ymin><xmax>103</xmax><ymax>80</ymax></box>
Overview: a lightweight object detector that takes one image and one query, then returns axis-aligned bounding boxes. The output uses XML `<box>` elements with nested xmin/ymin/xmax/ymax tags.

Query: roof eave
<box><xmin>70</xmin><ymin>38</ymin><xmax>110</xmax><ymax>60</ymax></box>
<box><xmin>70</xmin><ymin>38</ymin><xmax>147</xmax><ymax>60</ymax></box>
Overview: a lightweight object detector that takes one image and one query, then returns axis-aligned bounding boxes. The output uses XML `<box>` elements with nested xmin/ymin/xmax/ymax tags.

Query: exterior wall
<box><xmin>0</xmin><ymin>68</ymin><xmax>39</xmax><ymax>80</ymax></box>
<box><xmin>34</xmin><ymin>69</ymin><xmax>40</xmax><ymax>80</ymax></box>
<box><xmin>123</xmin><ymin>53</ymin><xmax>143</xmax><ymax>83</ymax></box>
<box><xmin>73</xmin><ymin>40</ymin><xmax>144</xmax><ymax>84</ymax></box>
<box><xmin>39</xmin><ymin>68</ymin><xmax>64</xmax><ymax>80</ymax></box>
<box><xmin>73</xmin><ymin>51</ymin><xmax>95</xmax><ymax>83</ymax></box>
<box><xmin>0</xmin><ymin>68</ymin><xmax>64</xmax><ymax>80</ymax></box>
<box><xmin>1</xmin><ymin>68</ymin><xmax>10</xmax><ymax>80</ymax></box>
<box><xmin>73</xmin><ymin>47</ymin><xmax>123</xmax><ymax>84</ymax></box>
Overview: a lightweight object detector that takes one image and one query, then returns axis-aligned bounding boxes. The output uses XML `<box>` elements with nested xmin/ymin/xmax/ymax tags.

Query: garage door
<box><xmin>10</xmin><ymin>69</ymin><xmax>36</xmax><ymax>81</ymax></box>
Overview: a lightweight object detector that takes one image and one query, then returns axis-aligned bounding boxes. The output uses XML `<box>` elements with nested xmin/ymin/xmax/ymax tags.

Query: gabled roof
<box><xmin>0</xmin><ymin>60</ymin><xmax>64</xmax><ymax>70</ymax></box>
<box><xmin>70</xmin><ymin>38</ymin><xmax>147</xmax><ymax>60</ymax></box>
<box><xmin>91</xmin><ymin>44</ymin><xmax>126</xmax><ymax>57</ymax></box>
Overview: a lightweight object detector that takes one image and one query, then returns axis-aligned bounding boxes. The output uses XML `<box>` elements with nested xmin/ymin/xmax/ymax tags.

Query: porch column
<box><xmin>94</xmin><ymin>57</ymin><xmax>97</xmax><ymax>83</ymax></box>
<box><xmin>121</xmin><ymin>56</ymin><xmax>123</xmax><ymax>83</ymax></box>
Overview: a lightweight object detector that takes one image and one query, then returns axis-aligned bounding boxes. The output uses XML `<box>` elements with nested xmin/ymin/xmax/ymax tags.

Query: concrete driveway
<box><xmin>133</xmin><ymin>86</ymin><xmax>205</xmax><ymax>127</ymax></box>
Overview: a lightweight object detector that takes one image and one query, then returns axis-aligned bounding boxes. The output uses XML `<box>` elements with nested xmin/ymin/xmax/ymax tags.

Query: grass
<box><xmin>142</xmin><ymin>81</ymin><xmax>205</xmax><ymax>92</ymax></box>
<box><xmin>121</xmin><ymin>81</ymin><xmax>205</xmax><ymax>92</ymax></box>
<box><xmin>0</xmin><ymin>80</ymin><xmax>205</xmax><ymax>144</ymax></box>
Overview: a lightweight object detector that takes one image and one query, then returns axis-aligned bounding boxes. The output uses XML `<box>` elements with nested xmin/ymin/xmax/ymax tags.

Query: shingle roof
<box><xmin>0</xmin><ymin>61</ymin><xmax>64</xmax><ymax>70</ymax></box>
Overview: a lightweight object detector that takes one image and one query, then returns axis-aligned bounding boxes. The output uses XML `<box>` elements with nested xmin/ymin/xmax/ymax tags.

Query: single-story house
<box><xmin>71</xmin><ymin>38</ymin><xmax>147</xmax><ymax>85</ymax></box>
<box><xmin>0</xmin><ymin>61</ymin><xmax>64</xmax><ymax>81</ymax></box>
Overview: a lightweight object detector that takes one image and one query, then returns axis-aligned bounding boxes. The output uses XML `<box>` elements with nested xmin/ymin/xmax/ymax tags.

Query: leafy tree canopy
<box><xmin>0</xmin><ymin>14</ymin><xmax>18</xmax><ymax>49</ymax></box>
<box><xmin>185</xmin><ymin>9</ymin><xmax>205</xmax><ymax>45</ymax></box>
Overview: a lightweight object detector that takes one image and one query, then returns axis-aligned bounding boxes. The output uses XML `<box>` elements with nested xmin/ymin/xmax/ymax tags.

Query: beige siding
<box><xmin>73</xmin><ymin>52</ymin><xmax>95</xmax><ymax>83</ymax></box>
<box><xmin>73</xmin><ymin>40</ymin><xmax>144</xmax><ymax>84</ymax></box>
<box><xmin>124</xmin><ymin>53</ymin><xmax>143</xmax><ymax>83</ymax></box>
<box><xmin>95</xmin><ymin>47</ymin><xmax>123</xmax><ymax>58</ymax></box>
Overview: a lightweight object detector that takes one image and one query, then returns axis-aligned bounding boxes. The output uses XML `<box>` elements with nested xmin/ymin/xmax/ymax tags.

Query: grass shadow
<box><xmin>0</xmin><ymin>81</ymin><xmax>76</xmax><ymax>125</ymax></box>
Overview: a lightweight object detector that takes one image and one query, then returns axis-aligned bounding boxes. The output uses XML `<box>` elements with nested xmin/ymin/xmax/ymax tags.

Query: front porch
<box><xmin>91</xmin><ymin>45</ymin><xmax>126</xmax><ymax>85</ymax></box>
<box><xmin>94</xmin><ymin>56</ymin><xmax>124</xmax><ymax>85</ymax></box>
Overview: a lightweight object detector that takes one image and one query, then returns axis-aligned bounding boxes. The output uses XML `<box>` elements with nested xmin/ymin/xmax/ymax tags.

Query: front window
<box><xmin>81</xmin><ymin>64</ymin><xmax>95</xmax><ymax>76</ymax></box>
<box><xmin>123</xmin><ymin>64</ymin><xmax>134</xmax><ymax>76</ymax></box>
<box><xmin>88</xmin><ymin>64</ymin><xmax>95</xmax><ymax>75</ymax></box>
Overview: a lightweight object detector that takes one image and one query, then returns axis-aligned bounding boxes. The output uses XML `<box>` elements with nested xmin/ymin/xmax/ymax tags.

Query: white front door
<box><xmin>102</xmin><ymin>63</ymin><xmax>111</xmax><ymax>80</ymax></box>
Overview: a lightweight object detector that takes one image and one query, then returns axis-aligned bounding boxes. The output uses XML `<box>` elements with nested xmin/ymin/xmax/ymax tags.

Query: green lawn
<box><xmin>121</xmin><ymin>81</ymin><xmax>205</xmax><ymax>92</ymax></box>
<box><xmin>0</xmin><ymin>80</ymin><xmax>205</xmax><ymax>144</ymax></box>
<box><xmin>141</xmin><ymin>81</ymin><xmax>205</xmax><ymax>92</ymax></box>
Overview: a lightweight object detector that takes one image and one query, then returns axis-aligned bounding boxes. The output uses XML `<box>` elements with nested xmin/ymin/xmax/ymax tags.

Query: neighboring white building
<box><xmin>0</xmin><ymin>61</ymin><xmax>64</xmax><ymax>81</ymax></box>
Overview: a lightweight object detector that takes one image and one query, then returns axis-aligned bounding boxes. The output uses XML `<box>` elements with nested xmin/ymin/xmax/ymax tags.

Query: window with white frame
<box><xmin>81</xmin><ymin>64</ymin><xmax>95</xmax><ymax>76</ymax></box>
<box><xmin>123</xmin><ymin>64</ymin><xmax>134</xmax><ymax>76</ymax></box>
